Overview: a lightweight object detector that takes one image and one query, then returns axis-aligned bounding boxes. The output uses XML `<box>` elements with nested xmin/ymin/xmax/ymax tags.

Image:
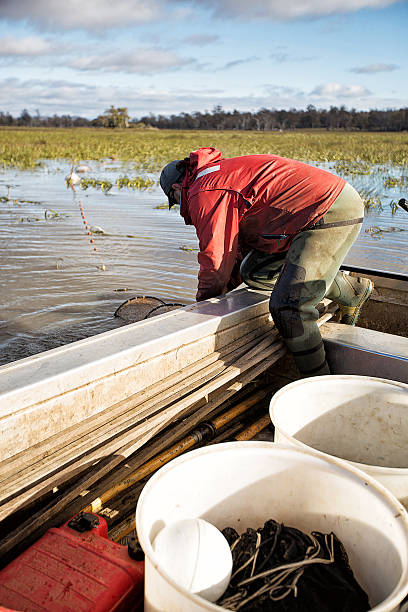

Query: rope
<box><xmin>67</xmin><ymin>172</ymin><xmax>106</xmax><ymax>271</ymax></box>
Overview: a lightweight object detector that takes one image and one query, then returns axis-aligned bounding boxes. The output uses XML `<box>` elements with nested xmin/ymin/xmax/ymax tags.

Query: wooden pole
<box><xmin>235</xmin><ymin>414</ymin><xmax>272</xmax><ymax>441</ymax></box>
<box><xmin>0</xmin><ymin>332</ymin><xmax>277</xmax><ymax>513</ymax></box>
<box><xmin>82</xmin><ymin>389</ymin><xmax>269</xmax><ymax>513</ymax></box>
<box><xmin>0</xmin><ymin>344</ymin><xmax>285</xmax><ymax>559</ymax></box>
<box><xmin>109</xmin><ymin>409</ymin><xmax>273</xmax><ymax>543</ymax></box>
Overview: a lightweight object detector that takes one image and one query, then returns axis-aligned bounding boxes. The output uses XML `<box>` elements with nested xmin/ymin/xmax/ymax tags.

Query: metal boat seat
<box><xmin>322</xmin><ymin>322</ymin><xmax>408</xmax><ymax>383</ymax></box>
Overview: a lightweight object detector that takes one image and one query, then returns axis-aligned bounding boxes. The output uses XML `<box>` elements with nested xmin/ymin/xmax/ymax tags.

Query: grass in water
<box><xmin>1</xmin><ymin>127</ymin><xmax>408</xmax><ymax>170</ymax></box>
<box><xmin>2</xmin><ymin>128</ymin><xmax>407</xmax><ymax>217</ymax></box>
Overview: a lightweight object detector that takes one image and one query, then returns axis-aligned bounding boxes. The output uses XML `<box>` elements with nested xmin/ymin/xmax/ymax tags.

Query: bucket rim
<box><xmin>269</xmin><ymin>373</ymin><xmax>408</xmax><ymax>390</ymax></box>
<box><xmin>136</xmin><ymin>441</ymin><xmax>408</xmax><ymax>612</ymax></box>
<box><xmin>269</xmin><ymin>375</ymin><xmax>408</xmax><ymax>475</ymax></box>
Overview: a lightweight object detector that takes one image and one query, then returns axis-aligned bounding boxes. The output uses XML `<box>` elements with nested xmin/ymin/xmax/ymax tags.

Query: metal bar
<box><xmin>341</xmin><ymin>264</ymin><xmax>408</xmax><ymax>283</ymax></box>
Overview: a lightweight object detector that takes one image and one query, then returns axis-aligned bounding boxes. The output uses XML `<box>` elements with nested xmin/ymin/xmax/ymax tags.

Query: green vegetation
<box><xmin>332</xmin><ymin>160</ymin><xmax>373</xmax><ymax>176</ymax></box>
<box><xmin>1</xmin><ymin>127</ymin><xmax>408</xmax><ymax>170</ymax></box>
<box><xmin>1</xmin><ymin>128</ymin><xmax>407</xmax><ymax>217</ymax></box>
<box><xmin>383</xmin><ymin>175</ymin><xmax>408</xmax><ymax>189</ymax></box>
<box><xmin>365</xmin><ymin>225</ymin><xmax>407</xmax><ymax>239</ymax></box>
<box><xmin>179</xmin><ymin>245</ymin><xmax>198</xmax><ymax>252</ymax></box>
<box><xmin>360</xmin><ymin>192</ymin><xmax>384</xmax><ymax>213</ymax></box>
<box><xmin>72</xmin><ymin>176</ymin><xmax>156</xmax><ymax>193</ymax></box>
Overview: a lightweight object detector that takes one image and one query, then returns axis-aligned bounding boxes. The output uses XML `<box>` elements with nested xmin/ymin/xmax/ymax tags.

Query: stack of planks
<box><xmin>0</xmin><ymin>323</ymin><xmax>285</xmax><ymax>562</ymax></box>
<box><xmin>81</xmin><ymin>384</ymin><xmax>275</xmax><ymax>546</ymax></box>
<box><xmin>0</xmin><ymin>301</ymin><xmax>337</xmax><ymax>564</ymax></box>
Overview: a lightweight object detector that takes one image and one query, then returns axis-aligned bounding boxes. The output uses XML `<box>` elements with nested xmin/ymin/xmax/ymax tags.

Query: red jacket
<box><xmin>180</xmin><ymin>148</ymin><xmax>345</xmax><ymax>301</ymax></box>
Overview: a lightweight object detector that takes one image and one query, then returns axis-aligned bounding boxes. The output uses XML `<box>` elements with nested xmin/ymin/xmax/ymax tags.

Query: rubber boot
<box><xmin>327</xmin><ymin>272</ymin><xmax>374</xmax><ymax>326</ymax></box>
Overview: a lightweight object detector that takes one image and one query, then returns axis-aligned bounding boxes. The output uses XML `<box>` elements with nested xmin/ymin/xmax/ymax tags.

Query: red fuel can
<box><xmin>0</xmin><ymin>513</ymin><xmax>144</xmax><ymax>612</ymax></box>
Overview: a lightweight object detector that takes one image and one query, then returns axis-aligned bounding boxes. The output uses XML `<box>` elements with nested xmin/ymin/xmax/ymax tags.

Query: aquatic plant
<box><xmin>44</xmin><ymin>209</ymin><xmax>62</xmax><ymax>220</ymax></box>
<box><xmin>72</xmin><ymin>175</ymin><xmax>156</xmax><ymax>193</ymax></box>
<box><xmin>179</xmin><ymin>245</ymin><xmax>198</xmax><ymax>252</ymax></box>
<box><xmin>383</xmin><ymin>175</ymin><xmax>408</xmax><ymax>189</ymax></box>
<box><xmin>332</xmin><ymin>159</ymin><xmax>372</xmax><ymax>176</ymax></box>
<box><xmin>365</xmin><ymin>225</ymin><xmax>406</xmax><ymax>239</ymax></box>
<box><xmin>116</xmin><ymin>176</ymin><xmax>156</xmax><ymax>190</ymax></box>
<box><xmin>78</xmin><ymin>178</ymin><xmax>113</xmax><ymax>193</ymax></box>
<box><xmin>361</xmin><ymin>193</ymin><xmax>383</xmax><ymax>212</ymax></box>
<box><xmin>1</xmin><ymin>127</ymin><xmax>408</xmax><ymax>170</ymax></box>
<box><xmin>2</xmin><ymin>127</ymin><xmax>407</xmax><ymax>217</ymax></box>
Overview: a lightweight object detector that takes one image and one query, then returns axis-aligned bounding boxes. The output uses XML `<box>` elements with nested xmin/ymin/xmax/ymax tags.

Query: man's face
<box><xmin>171</xmin><ymin>183</ymin><xmax>182</xmax><ymax>205</ymax></box>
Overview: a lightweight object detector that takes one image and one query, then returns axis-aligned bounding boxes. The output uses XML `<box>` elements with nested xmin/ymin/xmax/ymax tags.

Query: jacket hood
<box><xmin>187</xmin><ymin>147</ymin><xmax>222</xmax><ymax>178</ymax></box>
<box><xmin>180</xmin><ymin>147</ymin><xmax>222</xmax><ymax>224</ymax></box>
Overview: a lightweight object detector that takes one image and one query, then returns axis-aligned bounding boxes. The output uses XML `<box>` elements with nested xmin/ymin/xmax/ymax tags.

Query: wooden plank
<box><xmin>74</xmin><ymin>383</ymin><xmax>262</xmax><ymax>513</ymax></box>
<box><xmin>1</xmin><ymin>307</ymin><xmax>336</xmax><ymax>521</ymax></box>
<box><xmin>0</xmin><ymin>298</ymin><xmax>341</xmax><ymax>563</ymax></box>
<box><xmin>0</xmin><ymin>328</ymin><xmax>274</xmax><ymax>503</ymax></box>
<box><xmin>0</xmin><ymin>336</ymin><xmax>283</xmax><ymax>522</ymax></box>
<box><xmin>81</xmin><ymin>389</ymin><xmax>270</xmax><ymax>514</ymax></box>
<box><xmin>0</xmin><ymin>319</ymin><xmax>271</xmax><ymax>482</ymax></box>
<box><xmin>0</xmin><ymin>343</ymin><xmax>285</xmax><ymax>559</ymax></box>
<box><xmin>0</xmin><ymin>290</ymin><xmax>271</xmax><ymax>460</ymax></box>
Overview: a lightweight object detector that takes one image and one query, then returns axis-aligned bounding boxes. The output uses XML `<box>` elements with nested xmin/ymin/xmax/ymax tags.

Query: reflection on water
<box><xmin>0</xmin><ymin>160</ymin><xmax>407</xmax><ymax>365</ymax></box>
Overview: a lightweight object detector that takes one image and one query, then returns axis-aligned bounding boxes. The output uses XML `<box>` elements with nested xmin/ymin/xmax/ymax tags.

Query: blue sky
<box><xmin>0</xmin><ymin>0</ymin><xmax>407</xmax><ymax>119</ymax></box>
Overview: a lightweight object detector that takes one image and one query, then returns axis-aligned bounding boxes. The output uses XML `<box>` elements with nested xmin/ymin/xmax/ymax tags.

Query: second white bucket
<box><xmin>136</xmin><ymin>442</ymin><xmax>408</xmax><ymax>612</ymax></box>
<box><xmin>270</xmin><ymin>375</ymin><xmax>408</xmax><ymax>507</ymax></box>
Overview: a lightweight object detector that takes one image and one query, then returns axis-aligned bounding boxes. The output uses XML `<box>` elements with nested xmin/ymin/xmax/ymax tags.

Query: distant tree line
<box><xmin>1</xmin><ymin>104</ymin><xmax>407</xmax><ymax>131</ymax></box>
<box><xmin>0</xmin><ymin>109</ymin><xmax>92</xmax><ymax>128</ymax></box>
<box><xmin>0</xmin><ymin>106</ymin><xmax>131</xmax><ymax>128</ymax></box>
<box><xmin>139</xmin><ymin>105</ymin><xmax>408</xmax><ymax>132</ymax></box>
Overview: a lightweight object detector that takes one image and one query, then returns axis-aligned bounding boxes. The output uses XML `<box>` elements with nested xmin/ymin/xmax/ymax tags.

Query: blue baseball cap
<box><xmin>160</xmin><ymin>160</ymin><xmax>186</xmax><ymax>207</ymax></box>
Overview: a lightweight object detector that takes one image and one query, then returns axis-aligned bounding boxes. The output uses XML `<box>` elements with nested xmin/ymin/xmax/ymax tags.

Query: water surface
<box><xmin>0</xmin><ymin>160</ymin><xmax>407</xmax><ymax>365</ymax></box>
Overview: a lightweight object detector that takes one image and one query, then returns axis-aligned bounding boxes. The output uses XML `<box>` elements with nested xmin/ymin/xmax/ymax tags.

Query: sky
<box><xmin>0</xmin><ymin>0</ymin><xmax>407</xmax><ymax>120</ymax></box>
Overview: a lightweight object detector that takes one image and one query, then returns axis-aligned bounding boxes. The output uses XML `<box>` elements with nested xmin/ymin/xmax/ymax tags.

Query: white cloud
<box><xmin>67</xmin><ymin>48</ymin><xmax>195</xmax><ymax>74</ymax></box>
<box><xmin>350</xmin><ymin>63</ymin><xmax>400</xmax><ymax>73</ymax></box>
<box><xmin>0</xmin><ymin>35</ymin><xmax>193</xmax><ymax>75</ymax></box>
<box><xmin>0</xmin><ymin>77</ymin><xmax>297</xmax><ymax>117</ymax></box>
<box><xmin>0</xmin><ymin>0</ymin><xmax>402</xmax><ymax>34</ymax></box>
<box><xmin>216</xmin><ymin>57</ymin><xmax>259</xmax><ymax>71</ymax></box>
<box><xmin>311</xmin><ymin>82</ymin><xmax>371</xmax><ymax>97</ymax></box>
<box><xmin>183</xmin><ymin>34</ymin><xmax>219</xmax><ymax>46</ymax></box>
<box><xmin>189</xmin><ymin>0</ymin><xmax>399</xmax><ymax>20</ymax></box>
<box><xmin>270</xmin><ymin>51</ymin><xmax>316</xmax><ymax>63</ymax></box>
<box><xmin>0</xmin><ymin>78</ymin><xmax>97</xmax><ymax>114</ymax></box>
<box><xmin>2</xmin><ymin>0</ymin><xmax>401</xmax><ymax>31</ymax></box>
<box><xmin>264</xmin><ymin>84</ymin><xmax>304</xmax><ymax>97</ymax></box>
<box><xmin>0</xmin><ymin>0</ymin><xmax>163</xmax><ymax>30</ymax></box>
<box><xmin>0</xmin><ymin>35</ymin><xmax>53</xmax><ymax>56</ymax></box>
<box><xmin>0</xmin><ymin>77</ymin><xmax>403</xmax><ymax>119</ymax></box>
<box><xmin>270</xmin><ymin>52</ymin><xmax>290</xmax><ymax>63</ymax></box>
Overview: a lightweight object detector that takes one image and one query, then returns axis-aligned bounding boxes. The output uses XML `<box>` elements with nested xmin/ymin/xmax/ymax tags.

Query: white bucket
<box><xmin>136</xmin><ymin>442</ymin><xmax>408</xmax><ymax>612</ymax></box>
<box><xmin>270</xmin><ymin>375</ymin><xmax>408</xmax><ymax>508</ymax></box>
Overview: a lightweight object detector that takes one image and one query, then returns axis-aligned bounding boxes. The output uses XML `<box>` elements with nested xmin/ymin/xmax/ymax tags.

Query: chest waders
<box><xmin>240</xmin><ymin>183</ymin><xmax>373</xmax><ymax>377</ymax></box>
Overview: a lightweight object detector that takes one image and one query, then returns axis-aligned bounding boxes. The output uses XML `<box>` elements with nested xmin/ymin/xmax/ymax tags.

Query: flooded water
<box><xmin>1</xmin><ymin>160</ymin><xmax>407</xmax><ymax>365</ymax></box>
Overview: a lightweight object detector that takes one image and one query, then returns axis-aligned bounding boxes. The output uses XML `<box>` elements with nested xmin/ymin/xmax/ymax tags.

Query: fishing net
<box><xmin>145</xmin><ymin>303</ymin><xmax>185</xmax><ymax>318</ymax></box>
<box><xmin>217</xmin><ymin>519</ymin><xmax>369</xmax><ymax>611</ymax></box>
<box><xmin>114</xmin><ymin>296</ymin><xmax>185</xmax><ymax>323</ymax></box>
